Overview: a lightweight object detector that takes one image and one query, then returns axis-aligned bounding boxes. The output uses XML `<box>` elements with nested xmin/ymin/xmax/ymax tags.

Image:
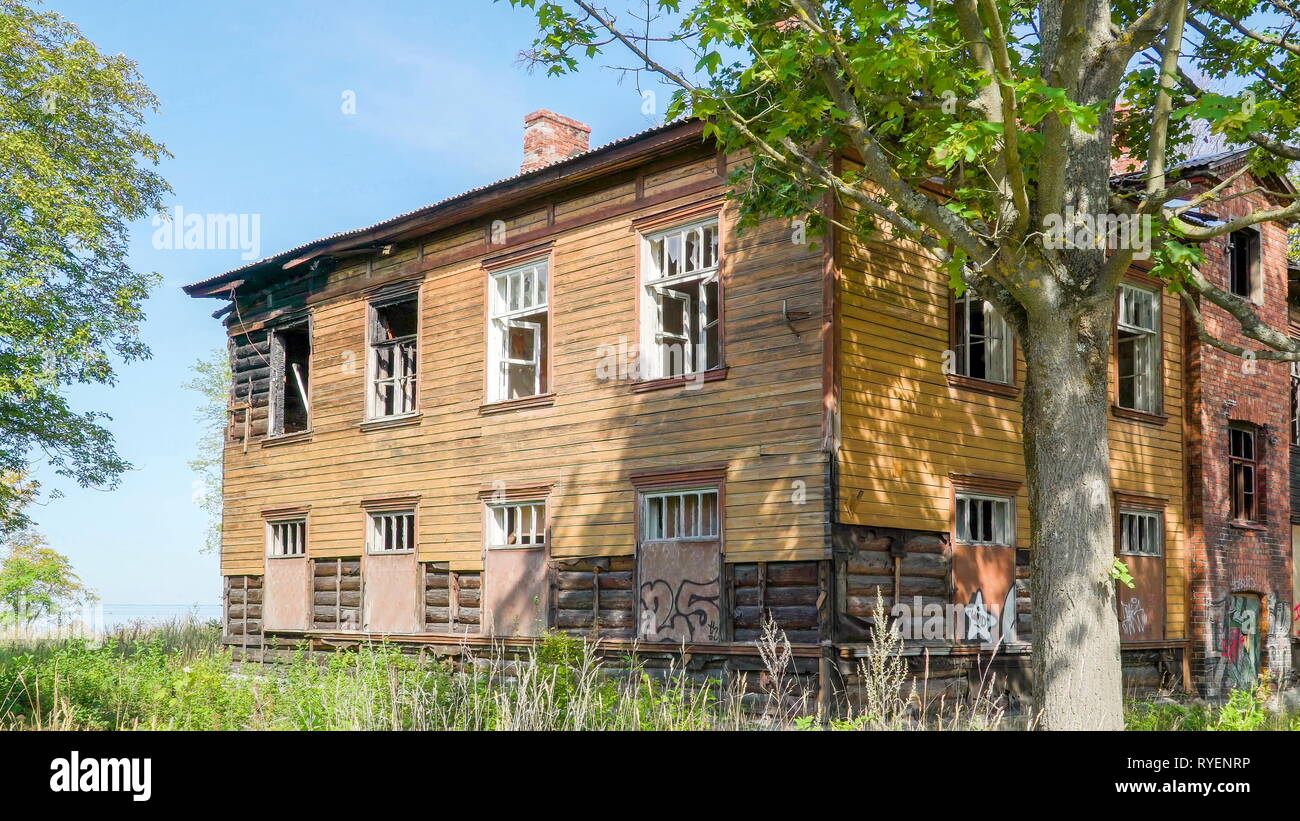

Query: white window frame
<box><xmin>488</xmin><ymin>259</ymin><xmax>549</xmax><ymax>402</ymax></box>
<box><xmin>486</xmin><ymin>500</ymin><xmax>547</xmax><ymax>549</ymax></box>
<box><xmin>639</xmin><ymin>217</ymin><xmax>722</xmax><ymax>379</ymax></box>
<box><xmin>641</xmin><ymin>488</ymin><xmax>720</xmax><ymax>542</ymax></box>
<box><xmin>366</xmin><ymin>510</ymin><xmax>416</xmax><ymax>555</ymax></box>
<box><xmin>954</xmin><ymin>290</ymin><xmax>1013</xmax><ymax>385</ymax></box>
<box><xmin>367</xmin><ymin>296</ymin><xmax>419</xmax><ymax>420</ymax></box>
<box><xmin>267</xmin><ymin>519</ymin><xmax>307</xmax><ymax>558</ymax></box>
<box><xmin>1118</xmin><ymin>509</ymin><xmax>1163</xmax><ymax>557</ymax></box>
<box><xmin>1116</xmin><ymin>283</ymin><xmax>1161</xmax><ymax>414</ymax></box>
<box><xmin>954</xmin><ymin>492</ymin><xmax>1014</xmax><ymax>547</ymax></box>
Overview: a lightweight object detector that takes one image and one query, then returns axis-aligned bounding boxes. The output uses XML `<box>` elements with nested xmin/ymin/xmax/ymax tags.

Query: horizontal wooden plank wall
<box><xmin>219</xmin><ymin>147</ymin><xmax>829</xmax><ymax>576</ymax></box>
<box><xmin>834</xmin><ymin>175</ymin><xmax>1188</xmax><ymax>639</ymax></box>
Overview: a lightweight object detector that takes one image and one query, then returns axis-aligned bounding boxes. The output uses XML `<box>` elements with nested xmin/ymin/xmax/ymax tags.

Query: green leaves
<box><xmin>0</xmin><ymin>0</ymin><xmax>169</xmax><ymax>530</ymax></box>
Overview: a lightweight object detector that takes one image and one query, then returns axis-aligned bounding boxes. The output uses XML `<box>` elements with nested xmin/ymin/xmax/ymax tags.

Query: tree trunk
<box><xmin>1020</xmin><ymin>305</ymin><xmax>1124</xmax><ymax>730</ymax></box>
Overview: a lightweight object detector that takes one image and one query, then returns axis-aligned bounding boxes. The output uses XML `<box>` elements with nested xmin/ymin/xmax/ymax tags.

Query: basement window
<box><xmin>367</xmin><ymin>510</ymin><xmax>416</xmax><ymax>554</ymax></box>
<box><xmin>1116</xmin><ymin>283</ymin><xmax>1161</xmax><ymax>413</ymax></box>
<box><xmin>1228</xmin><ymin>228</ymin><xmax>1260</xmax><ymax>300</ymax></box>
<box><xmin>267</xmin><ymin>519</ymin><xmax>307</xmax><ymax>558</ymax></box>
<box><xmin>640</xmin><ymin>219</ymin><xmax>722</xmax><ymax>379</ymax></box>
<box><xmin>1229</xmin><ymin>424</ymin><xmax>1260</xmax><ymax>523</ymax></box>
<box><xmin>488</xmin><ymin>259</ymin><xmax>549</xmax><ymax>401</ymax></box>
<box><xmin>955</xmin><ymin>492</ymin><xmax>1014</xmax><ymax>547</ymax></box>
<box><xmin>953</xmin><ymin>290</ymin><xmax>1013</xmax><ymax>384</ymax></box>
<box><xmin>368</xmin><ymin>296</ymin><xmax>418</xmax><ymax>418</ymax></box>
<box><xmin>1118</xmin><ymin>510</ymin><xmax>1162</xmax><ymax>557</ymax></box>
<box><xmin>269</xmin><ymin>323</ymin><xmax>311</xmax><ymax>435</ymax></box>
<box><xmin>486</xmin><ymin>501</ymin><xmax>547</xmax><ymax>548</ymax></box>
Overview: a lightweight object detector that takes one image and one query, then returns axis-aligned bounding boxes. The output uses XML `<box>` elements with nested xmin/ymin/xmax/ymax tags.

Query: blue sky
<box><xmin>37</xmin><ymin>0</ymin><xmax>673</xmax><ymax>608</ymax></box>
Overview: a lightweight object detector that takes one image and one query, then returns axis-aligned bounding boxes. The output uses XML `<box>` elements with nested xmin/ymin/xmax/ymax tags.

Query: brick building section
<box><xmin>520</xmin><ymin>109</ymin><xmax>591</xmax><ymax>173</ymax></box>
<box><xmin>1183</xmin><ymin>164</ymin><xmax>1296</xmax><ymax>695</ymax></box>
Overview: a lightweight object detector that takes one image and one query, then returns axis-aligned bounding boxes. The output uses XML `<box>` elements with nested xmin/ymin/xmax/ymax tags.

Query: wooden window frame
<box><xmin>1227</xmin><ymin>226</ymin><xmax>1263</xmax><ymax>304</ymax></box>
<box><xmin>949</xmin><ymin>474</ymin><xmax>1020</xmax><ymax>548</ymax></box>
<box><xmin>630</xmin><ymin>465</ymin><xmax>728</xmax><ymax>549</ymax></box>
<box><xmin>365</xmin><ymin>509</ymin><xmax>417</xmax><ymax>555</ymax></box>
<box><xmin>1113</xmin><ymin>281</ymin><xmax>1163</xmax><ymax>417</ymax></box>
<box><xmin>267</xmin><ymin>317</ymin><xmax>313</xmax><ymax>438</ymax></box>
<box><xmin>485</xmin><ymin>255</ymin><xmax>552</xmax><ymax>405</ymax></box>
<box><xmin>477</xmin><ymin>483</ymin><xmax>553</xmax><ymax>551</ymax></box>
<box><xmin>265</xmin><ymin>514</ymin><xmax>308</xmax><ymax>559</ymax></box>
<box><xmin>946</xmin><ymin>290</ymin><xmax>1018</xmax><ymax>397</ymax></box>
<box><xmin>365</xmin><ymin>285</ymin><xmax>420</xmax><ymax>422</ymax></box>
<box><xmin>634</xmin><ymin>208</ymin><xmax>727</xmax><ymax>388</ymax></box>
<box><xmin>1229</xmin><ymin>423</ymin><xmax>1261</xmax><ymax>524</ymax></box>
<box><xmin>1115</xmin><ymin>502</ymin><xmax>1164</xmax><ymax>558</ymax></box>
<box><xmin>1290</xmin><ymin>358</ymin><xmax>1300</xmax><ymax>447</ymax></box>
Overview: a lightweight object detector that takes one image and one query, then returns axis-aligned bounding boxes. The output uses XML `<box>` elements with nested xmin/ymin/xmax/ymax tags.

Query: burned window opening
<box><xmin>270</xmin><ymin>324</ymin><xmax>311</xmax><ymax>436</ymax></box>
<box><xmin>1228</xmin><ymin>228</ymin><xmax>1260</xmax><ymax>299</ymax></box>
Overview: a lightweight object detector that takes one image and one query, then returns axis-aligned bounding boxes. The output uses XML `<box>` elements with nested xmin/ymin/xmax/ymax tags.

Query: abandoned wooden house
<box><xmin>184</xmin><ymin>111</ymin><xmax>1299</xmax><ymax>705</ymax></box>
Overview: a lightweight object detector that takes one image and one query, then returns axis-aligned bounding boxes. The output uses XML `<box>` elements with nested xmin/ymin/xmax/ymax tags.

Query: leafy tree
<box><xmin>185</xmin><ymin>348</ymin><xmax>230</xmax><ymax>553</ymax></box>
<box><xmin>0</xmin><ymin>0</ymin><xmax>170</xmax><ymax>532</ymax></box>
<box><xmin>0</xmin><ymin>529</ymin><xmax>92</xmax><ymax>624</ymax></box>
<box><xmin>509</xmin><ymin>0</ymin><xmax>1300</xmax><ymax>728</ymax></box>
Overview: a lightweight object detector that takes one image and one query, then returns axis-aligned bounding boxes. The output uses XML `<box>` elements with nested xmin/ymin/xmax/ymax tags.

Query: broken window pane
<box><xmin>369</xmin><ymin>297</ymin><xmax>418</xmax><ymax>418</ymax></box>
<box><xmin>953</xmin><ymin>291</ymin><xmax>1013</xmax><ymax>385</ymax></box>
<box><xmin>368</xmin><ymin>511</ymin><xmax>416</xmax><ymax>554</ymax></box>
<box><xmin>487</xmin><ymin>501</ymin><xmax>547</xmax><ymax>548</ymax></box>
<box><xmin>642</xmin><ymin>219</ymin><xmax>723</xmax><ymax>379</ymax></box>
<box><xmin>489</xmin><ymin>261</ymin><xmax>549</xmax><ymax>401</ymax></box>
<box><xmin>1117</xmin><ymin>284</ymin><xmax>1160</xmax><ymax>413</ymax></box>
<box><xmin>642</xmin><ymin>490</ymin><xmax>719</xmax><ymax>541</ymax></box>
<box><xmin>268</xmin><ymin>519</ymin><xmax>307</xmax><ymax>557</ymax></box>
<box><xmin>954</xmin><ymin>492</ymin><xmax>1012</xmax><ymax>546</ymax></box>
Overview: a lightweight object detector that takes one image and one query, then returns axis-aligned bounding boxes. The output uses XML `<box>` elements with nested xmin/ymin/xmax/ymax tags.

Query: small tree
<box><xmin>185</xmin><ymin>349</ymin><xmax>231</xmax><ymax>553</ymax></box>
<box><xmin>0</xmin><ymin>530</ymin><xmax>92</xmax><ymax>624</ymax></box>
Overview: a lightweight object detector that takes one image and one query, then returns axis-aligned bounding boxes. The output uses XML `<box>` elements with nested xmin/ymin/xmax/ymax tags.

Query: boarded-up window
<box><xmin>951</xmin><ymin>485</ymin><xmax>1017</xmax><ymax>646</ymax></box>
<box><xmin>488</xmin><ymin>260</ymin><xmax>549</xmax><ymax>401</ymax></box>
<box><xmin>362</xmin><ymin>506</ymin><xmax>420</xmax><ymax>633</ymax></box>
<box><xmin>636</xmin><ymin>488</ymin><xmax>722</xmax><ymax>643</ymax></box>
<box><xmin>1116</xmin><ymin>505</ymin><xmax>1165</xmax><ymax>641</ymax></box>
<box><xmin>483</xmin><ymin>499</ymin><xmax>549</xmax><ymax>637</ymax></box>
<box><xmin>264</xmin><ymin>516</ymin><xmax>310</xmax><ymax>631</ymax></box>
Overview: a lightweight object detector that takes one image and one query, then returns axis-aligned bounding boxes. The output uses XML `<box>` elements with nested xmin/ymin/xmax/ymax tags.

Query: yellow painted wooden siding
<box><xmin>220</xmin><ymin>155</ymin><xmax>828</xmax><ymax>575</ymax></box>
<box><xmin>835</xmin><ymin>228</ymin><xmax>1188</xmax><ymax>638</ymax></box>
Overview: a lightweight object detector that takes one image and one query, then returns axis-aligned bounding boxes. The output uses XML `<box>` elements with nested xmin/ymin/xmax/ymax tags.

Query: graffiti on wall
<box><xmin>1120</xmin><ymin>596</ymin><xmax>1148</xmax><ymax>638</ymax></box>
<box><xmin>1206</xmin><ymin>592</ymin><xmax>1293</xmax><ymax>694</ymax></box>
<box><xmin>637</xmin><ymin>539</ymin><xmax>721</xmax><ymax>642</ymax></box>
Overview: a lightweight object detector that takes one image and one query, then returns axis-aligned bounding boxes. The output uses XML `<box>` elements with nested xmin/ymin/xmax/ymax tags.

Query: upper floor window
<box><xmin>1118</xmin><ymin>509</ymin><xmax>1162</xmax><ymax>557</ymax></box>
<box><xmin>368</xmin><ymin>296</ymin><xmax>418</xmax><ymax>419</ymax></box>
<box><xmin>1228</xmin><ymin>228</ymin><xmax>1260</xmax><ymax>300</ymax></box>
<box><xmin>488</xmin><ymin>259</ymin><xmax>549</xmax><ymax>402</ymax></box>
<box><xmin>955</xmin><ymin>491</ymin><xmax>1014</xmax><ymax>547</ymax></box>
<box><xmin>1229</xmin><ymin>424</ymin><xmax>1259</xmax><ymax>522</ymax></box>
<box><xmin>953</xmin><ymin>290</ymin><xmax>1013</xmax><ymax>385</ymax></box>
<box><xmin>367</xmin><ymin>509</ymin><xmax>416</xmax><ymax>554</ymax></box>
<box><xmin>486</xmin><ymin>500</ymin><xmax>547</xmax><ymax>548</ymax></box>
<box><xmin>1116</xmin><ymin>283</ymin><xmax>1161</xmax><ymax>413</ymax></box>
<box><xmin>269</xmin><ymin>322</ymin><xmax>311</xmax><ymax>435</ymax></box>
<box><xmin>640</xmin><ymin>218</ymin><xmax>722</xmax><ymax>380</ymax></box>
<box><xmin>267</xmin><ymin>518</ymin><xmax>307</xmax><ymax>557</ymax></box>
<box><xmin>1291</xmin><ymin>358</ymin><xmax>1300</xmax><ymax>446</ymax></box>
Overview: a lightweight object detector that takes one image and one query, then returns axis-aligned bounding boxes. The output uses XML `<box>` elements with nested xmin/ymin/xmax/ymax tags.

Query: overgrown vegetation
<box><xmin>1</xmin><ymin>617</ymin><xmax>1293</xmax><ymax>730</ymax></box>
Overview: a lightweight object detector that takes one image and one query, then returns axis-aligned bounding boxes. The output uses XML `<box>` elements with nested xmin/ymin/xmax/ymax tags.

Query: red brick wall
<box><xmin>521</xmin><ymin>109</ymin><xmax>591</xmax><ymax>173</ymax></box>
<box><xmin>1184</xmin><ymin>167</ymin><xmax>1296</xmax><ymax>694</ymax></box>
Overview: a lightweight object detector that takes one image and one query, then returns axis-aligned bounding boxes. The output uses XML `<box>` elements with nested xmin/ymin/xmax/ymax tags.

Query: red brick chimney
<box><xmin>521</xmin><ymin>110</ymin><xmax>591</xmax><ymax>173</ymax></box>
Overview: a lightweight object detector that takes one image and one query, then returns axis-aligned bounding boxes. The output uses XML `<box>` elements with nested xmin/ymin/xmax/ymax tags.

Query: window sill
<box><xmin>358</xmin><ymin>413</ymin><xmax>422</xmax><ymax>432</ymax></box>
<box><xmin>632</xmin><ymin>367</ymin><xmax>729</xmax><ymax>394</ymax></box>
<box><xmin>1111</xmin><ymin>405</ymin><xmax>1168</xmax><ymax>426</ymax></box>
<box><xmin>1228</xmin><ymin>520</ymin><xmax>1268</xmax><ymax>532</ymax></box>
<box><xmin>367</xmin><ymin>550</ymin><xmax>415</xmax><ymax>556</ymax></box>
<box><xmin>261</xmin><ymin>430</ymin><xmax>313</xmax><ymax>447</ymax></box>
<box><xmin>945</xmin><ymin>373</ymin><xmax>1018</xmax><ymax>398</ymax></box>
<box><xmin>267</xmin><ymin>553</ymin><xmax>307</xmax><ymax>560</ymax></box>
<box><xmin>479</xmin><ymin>393</ymin><xmax>556</xmax><ymax>415</ymax></box>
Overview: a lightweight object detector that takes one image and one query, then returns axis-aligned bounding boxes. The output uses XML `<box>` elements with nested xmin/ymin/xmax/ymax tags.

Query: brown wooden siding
<box><xmin>219</xmin><ymin>148</ymin><xmax>829</xmax><ymax>577</ymax></box>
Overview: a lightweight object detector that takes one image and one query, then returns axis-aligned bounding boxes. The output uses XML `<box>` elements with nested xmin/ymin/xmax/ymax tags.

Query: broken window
<box><xmin>368</xmin><ymin>297</ymin><xmax>418</xmax><ymax>418</ymax></box>
<box><xmin>955</xmin><ymin>492</ymin><xmax>1013</xmax><ymax>546</ymax></box>
<box><xmin>1116</xmin><ymin>283</ymin><xmax>1160</xmax><ymax>413</ymax></box>
<box><xmin>953</xmin><ymin>290</ymin><xmax>1013</xmax><ymax>384</ymax></box>
<box><xmin>367</xmin><ymin>510</ymin><xmax>416</xmax><ymax>554</ymax></box>
<box><xmin>488</xmin><ymin>260</ymin><xmax>549</xmax><ymax>401</ymax></box>
<box><xmin>487</xmin><ymin>501</ymin><xmax>546</xmax><ymax>548</ymax></box>
<box><xmin>641</xmin><ymin>219</ymin><xmax>722</xmax><ymax>379</ymax></box>
<box><xmin>1229</xmin><ymin>424</ymin><xmax>1259</xmax><ymax>522</ymax></box>
<box><xmin>643</xmin><ymin>489</ymin><xmax>719</xmax><ymax>540</ymax></box>
<box><xmin>269</xmin><ymin>323</ymin><xmax>311</xmax><ymax>435</ymax></box>
<box><xmin>1228</xmin><ymin>228</ymin><xmax>1259</xmax><ymax>299</ymax></box>
<box><xmin>1291</xmin><ymin>358</ymin><xmax>1300</xmax><ymax>445</ymax></box>
<box><xmin>267</xmin><ymin>519</ymin><xmax>306</xmax><ymax>557</ymax></box>
<box><xmin>1118</xmin><ymin>510</ymin><xmax>1162</xmax><ymax>556</ymax></box>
